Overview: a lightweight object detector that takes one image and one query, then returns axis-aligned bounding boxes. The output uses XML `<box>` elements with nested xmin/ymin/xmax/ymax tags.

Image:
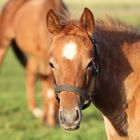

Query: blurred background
<box><xmin>0</xmin><ymin>0</ymin><xmax>139</xmax><ymax>140</ymax></box>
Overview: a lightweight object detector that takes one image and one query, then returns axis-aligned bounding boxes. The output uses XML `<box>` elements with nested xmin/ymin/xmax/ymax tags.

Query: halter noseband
<box><xmin>54</xmin><ymin>36</ymin><xmax>99</xmax><ymax>110</ymax></box>
<box><xmin>55</xmin><ymin>84</ymin><xmax>91</xmax><ymax>110</ymax></box>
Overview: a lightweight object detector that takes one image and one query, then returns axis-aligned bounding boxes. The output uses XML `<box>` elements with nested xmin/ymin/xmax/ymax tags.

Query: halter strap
<box><xmin>55</xmin><ymin>84</ymin><xmax>91</xmax><ymax>110</ymax></box>
<box><xmin>55</xmin><ymin>84</ymin><xmax>90</xmax><ymax>100</ymax></box>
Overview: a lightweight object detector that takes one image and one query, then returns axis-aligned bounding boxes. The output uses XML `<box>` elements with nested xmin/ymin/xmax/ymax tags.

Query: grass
<box><xmin>0</xmin><ymin>49</ymin><xmax>106</xmax><ymax>140</ymax></box>
<box><xmin>0</xmin><ymin>0</ymin><xmax>140</xmax><ymax>140</ymax></box>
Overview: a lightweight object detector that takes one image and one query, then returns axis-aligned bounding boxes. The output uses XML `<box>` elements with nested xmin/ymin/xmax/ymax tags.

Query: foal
<box><xmin>47</xmin><ymin>8</ymin><xmax>140</xmax><ymax>139</ymax></box>
<box><xmin>0</xmin><ymin>0</ymin><xmax>69</xmax><ymax>126</ymax></box>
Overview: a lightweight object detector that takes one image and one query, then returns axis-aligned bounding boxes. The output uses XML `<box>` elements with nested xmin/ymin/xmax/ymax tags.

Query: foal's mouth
<box><xmin>61</xmin><ymin>122</ymin><xmax>80</xmax><ymax>131</ymax></box>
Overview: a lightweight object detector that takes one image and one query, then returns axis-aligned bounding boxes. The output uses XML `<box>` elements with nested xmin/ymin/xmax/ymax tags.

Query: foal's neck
<box><xmin>93</xmin><ymin>30</ymin><xmax>129</xmax><ymax>113</ymax></box>
<box><xmin>91</xmin><ymin>26</ymin><xmax>136</xmax><ymax>136</ymax></box>
<box><xmin>92</xmin><ymin>21</ymin><xmax>140</xmax><ymax>113</ymax></box>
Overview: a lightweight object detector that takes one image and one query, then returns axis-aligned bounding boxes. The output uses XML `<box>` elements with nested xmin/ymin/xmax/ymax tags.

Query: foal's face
<box><xmin>47</xmin><ymin>8</ymin><xmax>95</xmax><ymax>130</ymax></box>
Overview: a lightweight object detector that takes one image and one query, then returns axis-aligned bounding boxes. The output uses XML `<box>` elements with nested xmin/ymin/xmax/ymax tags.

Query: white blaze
<box><xmin>62</xmin><ymin>42</ymin><xmax>77</xmax><ymax>60</ymax></box>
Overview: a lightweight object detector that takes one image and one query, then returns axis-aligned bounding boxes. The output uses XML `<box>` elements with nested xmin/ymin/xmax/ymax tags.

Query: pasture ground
<box><xmin>0</xmin><ymin>0</ymin><xmax>140</xmax><ymax>140</ymax></box>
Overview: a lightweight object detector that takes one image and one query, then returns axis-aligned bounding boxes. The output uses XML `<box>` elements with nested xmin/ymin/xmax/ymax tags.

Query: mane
<box><xmin>96</xmin><ymin>17</ymin><xmax>140</xmax><ymax>36</ymax></box>
<box><xmin>58</xmin><ymin>7</ymin><xmax>70</xmax><ymax>25</ymax></box>
<box><xmin>94</xmin><ymin>17</ymin><xmax>140</xmax><ymax>50</ymax></box>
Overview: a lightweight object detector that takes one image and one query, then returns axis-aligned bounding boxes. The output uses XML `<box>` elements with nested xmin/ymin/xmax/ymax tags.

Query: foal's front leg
<box><xmin>26</xmin><ymin>58</ymin><xmax>43</xmax><ymax>118</ymax></box>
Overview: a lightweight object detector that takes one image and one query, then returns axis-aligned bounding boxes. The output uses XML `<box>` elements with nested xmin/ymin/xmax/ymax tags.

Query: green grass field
<box><xmin>0</xmin><ymin>0</ymin><xmax>140</xmax><ymax>140</ymax></box>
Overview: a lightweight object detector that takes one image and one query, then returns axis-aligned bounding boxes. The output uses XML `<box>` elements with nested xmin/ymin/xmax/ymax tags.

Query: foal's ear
<box><xmin>80</xmin><ymin>8</ymin><xmax>95</xmax><ymax>37</ymax></box>
<box><xmin>46</xmin><ymin>9</ymin><xmax>61</xmax><ymax>35</ymax></box>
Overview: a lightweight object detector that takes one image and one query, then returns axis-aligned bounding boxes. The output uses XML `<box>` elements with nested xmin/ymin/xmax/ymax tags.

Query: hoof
<box><xmin>32</xmin><ymin>108</ymin><xmax>44</xmax><ymax>118</ymax></box>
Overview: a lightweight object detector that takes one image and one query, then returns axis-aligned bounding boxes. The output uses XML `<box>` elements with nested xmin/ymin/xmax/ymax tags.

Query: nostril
<box><xmin>75</xmin><ymin>109</ymin><xmax>80</xmax><ymax>122</ymax></box>
<box><xmin>59</xmin><ymin>111</ymin><xmax>66</xmax><ymax>124</ymax></box>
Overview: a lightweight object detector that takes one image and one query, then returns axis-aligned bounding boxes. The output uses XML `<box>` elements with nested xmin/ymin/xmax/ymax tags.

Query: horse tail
<box><xmin>11</xmin><ymin>40</ymin><xmax>27</xmax><ymax>67</ymax></box>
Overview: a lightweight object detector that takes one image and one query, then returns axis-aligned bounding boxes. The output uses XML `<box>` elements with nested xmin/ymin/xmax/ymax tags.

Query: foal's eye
<box><xmin>49</xmin><ymin>62</ymin><xmax>55</xmax><ymax>69</ymax></box>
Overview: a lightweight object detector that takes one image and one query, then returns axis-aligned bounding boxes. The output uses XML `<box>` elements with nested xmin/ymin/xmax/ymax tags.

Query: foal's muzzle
<box><xmin>59</xmin><ymin>108</ymin><xmax>81</xmax><ymax>131</ymax></box>
<box><xmin>54</xmin><ymin>84</ymin><xmax>90</xmax><ymax>130</ymax></box>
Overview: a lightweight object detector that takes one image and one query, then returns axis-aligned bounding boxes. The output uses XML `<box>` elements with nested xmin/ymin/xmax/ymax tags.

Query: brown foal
<box><xmin>47</xmin><ymin>8</ymin><xmax>140</xmax><ymax>140</ymax></box>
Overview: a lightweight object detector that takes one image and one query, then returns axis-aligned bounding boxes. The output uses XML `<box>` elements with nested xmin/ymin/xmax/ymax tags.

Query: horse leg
<box><xmin>0</xmin><ymin>47</ymin><xmax>7</xmax><ymax>66</ymax></box>
<box><xmin>26</xmin><ymin>58</ymin><xmax>43</xmax><ymax>118</ymax></box>
<box><xmin>103</xmin><ymin>116</ymin><xmax>130</xmax><ymax>140</ymax></box>
<box><xmin>41</xmin><ymin>74</ymin><xmax>59</xmax><ymax>126</ymax></box>
<box><xmin>0</xmin><ymin>38</ymin><xmax>10</xmax><ymax>68</ymax></box>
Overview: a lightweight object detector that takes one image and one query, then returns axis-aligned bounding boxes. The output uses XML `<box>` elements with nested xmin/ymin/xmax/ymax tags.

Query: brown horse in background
<box><xmin>0</xmin><ymin>0</ymin><xmax>69</xmax><ymax>126</ymax></box>
<box><xmin>46</xmin><ymin>8</ymin><xmax>140</xmax><ymax>139</ymax></box>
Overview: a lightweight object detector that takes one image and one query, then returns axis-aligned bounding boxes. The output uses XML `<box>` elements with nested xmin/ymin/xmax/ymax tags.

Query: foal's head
<box><xmin>47</xmin><ymin>8</ymin><xmax>96</xmax><ymax>130</ymax></box>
